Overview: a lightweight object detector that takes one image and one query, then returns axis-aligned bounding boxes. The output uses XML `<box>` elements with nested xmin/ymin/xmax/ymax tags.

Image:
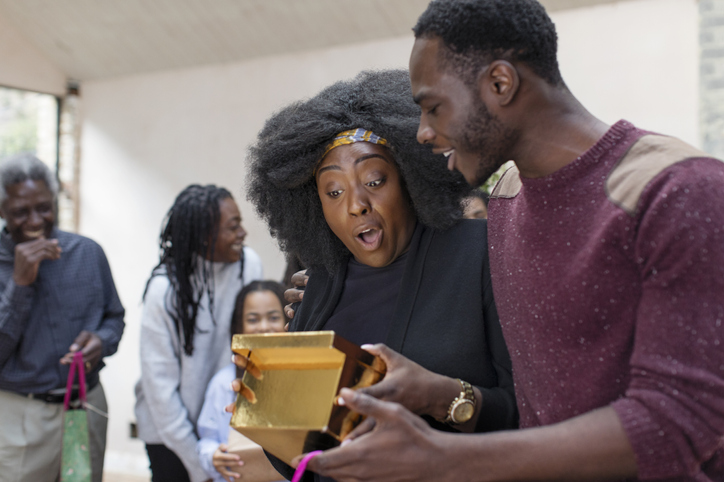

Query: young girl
<box><xmin>196</xmin><ymin>280</ymin><xmax>287</xmax><ymax>482</ymax></box>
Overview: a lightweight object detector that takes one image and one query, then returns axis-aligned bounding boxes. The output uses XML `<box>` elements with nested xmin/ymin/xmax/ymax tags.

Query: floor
<box><xmin>103</xmin><ymin>473</ymin><xmax>150</xmax><ymax>482</ymax></box>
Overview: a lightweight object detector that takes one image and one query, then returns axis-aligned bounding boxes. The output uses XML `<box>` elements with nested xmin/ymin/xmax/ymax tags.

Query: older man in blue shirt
<box><xmin>0</xmin><ymin>154</ymin><xmax>125</xmax><ymax>482</ymax></box>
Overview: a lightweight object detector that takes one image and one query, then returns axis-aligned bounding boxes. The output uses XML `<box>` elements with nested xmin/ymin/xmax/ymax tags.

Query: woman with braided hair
<box><xmin>135</xmin><ymin>184</ymin><xmax>263</xmax><ymax>482</ymax></box>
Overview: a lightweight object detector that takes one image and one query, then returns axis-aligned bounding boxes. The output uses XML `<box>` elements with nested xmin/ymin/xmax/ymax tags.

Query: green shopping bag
<box><xmin>60</xmin><ymin>351</ymin><xmax>92</xmax><ymax>482</ymax></box>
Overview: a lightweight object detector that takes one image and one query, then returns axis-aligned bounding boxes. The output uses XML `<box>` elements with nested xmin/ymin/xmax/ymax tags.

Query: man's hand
<box><xmin>300</xmin><ymin>389</ymin><xmax>454</xmax><ymax>482</ymax></box>
<box><xmin>305</xmin><ymin>391</ymin><xmax>638</xmax><ymax>482</ymax></box>
<box><xmin>283</xmin><ymin>269</ymin><xmax>308</xmax><ymax>319</ymax></box>
<box><xmin>213</xmin><ymin>443</ymin><xmax>242</xmax><ymax>481</ymax></box>
<box><xmin>13</xmin><ymin>238</ymin><xmax>61</xmax><ymax>286</ymax></box>
<box><xmin>60</xmin><ymin>331</ymin><xmax>103</xmax><ymax>370</ymax></box>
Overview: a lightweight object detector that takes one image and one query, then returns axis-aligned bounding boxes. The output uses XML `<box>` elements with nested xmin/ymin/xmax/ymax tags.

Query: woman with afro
<box><xmin>135</xmin><ymin>184</ymin><xmax>263</xmax><ymax>482</ymax></box>
<box><xmin>245</xmin><ymin>70</ymin><xmax>517</xmax><ymax>481</ymax></box>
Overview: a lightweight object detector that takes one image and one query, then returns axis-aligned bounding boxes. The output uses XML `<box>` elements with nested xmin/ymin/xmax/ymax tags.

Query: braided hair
<box><xmin>144</xmin><ymin>184</ymin><xmax>240</xmax><ymax>356</ymax></box>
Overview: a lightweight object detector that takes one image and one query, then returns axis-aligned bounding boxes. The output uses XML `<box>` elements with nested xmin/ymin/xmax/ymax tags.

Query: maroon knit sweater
<box><xmin>489</xmin><ymin>121</ymin><xmax>724</xmax><ymax>481</ymax></box>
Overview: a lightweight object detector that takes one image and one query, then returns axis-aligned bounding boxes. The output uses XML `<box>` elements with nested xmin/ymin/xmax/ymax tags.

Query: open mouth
<box><xmin>23</xmin><ymin>229</ymin><xmax>45</xmax><ymax>239</ymax></box>
<box><xmin>230</xmin><ymin>242</ymin><xmax>243</xmax><ymax>253</ymax></box>
<box><xmin>443</xmin><ymin>149</ymin><xmax>456</xmax><ymax>171</ymax></box>
<box><xmin>356</xmin><ymin>228</ymin><xmax>383</xmax><ymax>250</ymax></box>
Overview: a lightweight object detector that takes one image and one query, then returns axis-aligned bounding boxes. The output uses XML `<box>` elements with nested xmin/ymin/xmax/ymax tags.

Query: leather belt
<box><xmin>23</xmin><ymin>381</ymin><xmax>97</xmax><ymax>404</ymax></box>
<box><xmin>26</xmin><ymin>390</ymin><xmax>78</xmax><ymax>404</ymax></box>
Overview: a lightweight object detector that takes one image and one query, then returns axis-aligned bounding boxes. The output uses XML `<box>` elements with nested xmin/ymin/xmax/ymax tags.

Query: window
<box><xmin>0</xmin><ymin>86</ymin><xmax>59</xmax><ymax>172</ymax></box>
<box><xmin>0</xmin><ymin>85</ymin><xmax>80</xmax><ymax>231</ymax></box>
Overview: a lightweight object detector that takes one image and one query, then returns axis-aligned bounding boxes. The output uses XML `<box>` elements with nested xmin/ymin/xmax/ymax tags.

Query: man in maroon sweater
<box><xmin>302</xmin><ymin>0</ymin><xmax>724</xmax><ymax>480</ymax></box>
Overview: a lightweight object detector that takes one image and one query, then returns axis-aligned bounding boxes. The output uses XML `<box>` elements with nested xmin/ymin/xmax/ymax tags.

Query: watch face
<box><xmin>452</xmin><ymin>400</ymin><xmax>475</xmax><ymax>423</ymax></box>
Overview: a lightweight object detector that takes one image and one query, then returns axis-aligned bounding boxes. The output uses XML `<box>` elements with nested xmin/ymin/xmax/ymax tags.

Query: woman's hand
<box><xmin>353</xmin><ymin>344</ymin><xmax>449</xmax><ymax>417</ymax></box>
<box><xmin>225</xmin><ymin>353</ymin><xmax>263</xmax><ymax>412</ymax></box>
<box><xmin>283</xmin><ymin>270</ymin><xmax>308</xmax><ymax>319</ymax></box>
<box><xmin>212</xmin><ymin>443</ymin><xmax>242</xmax><ymax>481</ymax></box>
<box><xmin>346</xmin><ymin>344</ymin><xmax>481</xmax><ymax>436</ymax></box>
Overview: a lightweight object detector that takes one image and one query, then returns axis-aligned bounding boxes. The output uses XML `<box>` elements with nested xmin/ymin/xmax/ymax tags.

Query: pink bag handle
<box><xmin>291</xmin><ymin>451</ymin><xmax>323</xmax><ymax>482</ymax></box>
<box><xmin>63</xmin><ymin>351</ymin><xmax>87</xmax><ymax>410</ymax></box>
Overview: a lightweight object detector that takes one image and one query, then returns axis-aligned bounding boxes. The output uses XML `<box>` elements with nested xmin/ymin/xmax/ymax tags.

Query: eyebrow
<box><xmin>412</xmin><ymin>92</ymin><xmax>428</xmax><ymax>105</ymax></box>
<box><xmin>317</xmin><ymin>153</ymin><xmax>391</xmax><ymax>176</ymax></box>
<box><xmin>355</xmin><ymin>154</ymin><xmax>390</xmax><ymax>165</ymax></box>
<box><xmin>317</xmin><ymin>165</ymin><xmax>341</xmax><ymax>176</ymax></box>
<box><xmin>245</xmin><ymin>309</ymin><xmax>283</xmax><ymax>317</ymax></box>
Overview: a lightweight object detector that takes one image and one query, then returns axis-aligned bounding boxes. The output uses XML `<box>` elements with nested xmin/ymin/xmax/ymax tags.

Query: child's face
<box><xmin>237</xmin><ymin>290</ymin><xmax>285</xmax><ymax>335</ymax></box>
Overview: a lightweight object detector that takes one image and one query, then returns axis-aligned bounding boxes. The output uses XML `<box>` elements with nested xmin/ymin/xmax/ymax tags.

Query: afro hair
<box><xmin>247</xmin><ymin>69</ymin><xmax>469</xmax><ymax>274</ymax></box>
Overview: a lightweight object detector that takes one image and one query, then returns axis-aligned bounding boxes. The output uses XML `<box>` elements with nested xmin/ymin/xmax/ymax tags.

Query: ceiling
<box><xmin>0</xmin><ymin>0</ymin><xmax>629</xmax><ymax>81</ymax></box>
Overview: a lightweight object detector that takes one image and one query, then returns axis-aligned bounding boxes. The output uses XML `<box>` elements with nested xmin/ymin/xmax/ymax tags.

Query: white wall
<box><xmin>80</xmin><ymin>35</ymin><xmax>417</xmax><ymax>476</ymax></box>
<box><xmin>555</xmin><ymin>0</ymin><xmax>699</xmax><ymax>146</ymax></box>
<box><xmin>78</xmin><ymin>0</ymin><xmax>699</xmax><ymax>477</ymax></box>
<box><xmin>0</xmin><ymin>11</ymin><xmax>65</xmax><ymax>95</ymax></box>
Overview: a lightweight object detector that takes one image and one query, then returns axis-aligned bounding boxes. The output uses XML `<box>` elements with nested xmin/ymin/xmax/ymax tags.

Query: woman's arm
<box><xmin>139</xmin><ymin>278</ymin><xmax>209</xmax><ymax>482</ymax></box>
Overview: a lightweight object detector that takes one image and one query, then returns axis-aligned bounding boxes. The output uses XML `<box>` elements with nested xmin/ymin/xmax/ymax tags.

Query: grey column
<box><xmin>701</xmin><ymin>0</ymin><xmax>724</xmax><ymax>157</ymax></box>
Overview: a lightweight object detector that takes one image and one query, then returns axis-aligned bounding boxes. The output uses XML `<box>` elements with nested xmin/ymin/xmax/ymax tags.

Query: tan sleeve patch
<box><xmin>606</xmin><ymin>135</ymin><xmax>715</xmax><ymax>216</ymax></box>
<box><xmin>491</xmin><ymin>165</ymin><xmax>522</xmax><ymax>199</ymax></box>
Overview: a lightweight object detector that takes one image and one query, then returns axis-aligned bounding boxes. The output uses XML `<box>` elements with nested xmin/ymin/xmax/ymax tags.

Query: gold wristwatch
<box><xmin>443</xmin><ymin>379</ymin><xmax>476</xmax><ymax>425</ymax></box>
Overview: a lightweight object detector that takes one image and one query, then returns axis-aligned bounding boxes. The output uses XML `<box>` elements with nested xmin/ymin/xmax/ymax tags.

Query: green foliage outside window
<box><xmin>480</xmin><ymin>160</ymin><xmax>514</xmax><ymax>194</ymax></box>
<box><xmin>0</xmin><ymin>88</ymin><xmax>41</xmax><ymax>159</ymax></box>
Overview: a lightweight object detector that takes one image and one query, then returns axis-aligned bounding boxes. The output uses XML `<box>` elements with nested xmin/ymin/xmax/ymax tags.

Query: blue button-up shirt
<box><xmin>0</xmin><ymin>228</ymin><xmax>125</xmax><ymax>393</ymax></box>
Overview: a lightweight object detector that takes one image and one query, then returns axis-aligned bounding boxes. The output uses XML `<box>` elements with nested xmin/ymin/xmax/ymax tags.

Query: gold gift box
<box><xmin>230</xmin><ymin>331</ymin><xmax>386</xmax><ymax>466</ymax></box>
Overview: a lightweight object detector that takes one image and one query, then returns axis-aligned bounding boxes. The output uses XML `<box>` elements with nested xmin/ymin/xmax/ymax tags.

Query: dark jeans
<box><xmin>145</xmin><ymin>444</ymin><xmax>191</xmax><ymax>482</ymax></box>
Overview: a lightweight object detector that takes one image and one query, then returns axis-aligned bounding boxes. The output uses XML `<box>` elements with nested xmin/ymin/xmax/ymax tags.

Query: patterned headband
<box><xmin>314</xmin><ymin>128</ymin><xmax>389</xmax><ymax>176</ymax></box>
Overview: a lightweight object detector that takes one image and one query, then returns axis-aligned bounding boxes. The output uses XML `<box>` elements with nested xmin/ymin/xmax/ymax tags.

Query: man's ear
<box><xmin>479</xmin><ymin>60</ymin><xmax>520</xmax><ymax>107</ymax></box>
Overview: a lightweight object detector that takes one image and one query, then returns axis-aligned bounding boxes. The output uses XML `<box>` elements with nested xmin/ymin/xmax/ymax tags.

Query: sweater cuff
<box><xmin>93</xmin><ymin>327</ymin><xmax>119</xmax><ymax>358</ymax></box>
<box><xmin>197</xmin><ymin>438</ymin><xmax>219</xmax><ymax>479</ymax></box>
<box><xmin>187</xmin><ymin>461</ymin><xmax>211</xmax><ymax>482</ymax></box>
<box><xmin>612</xmin><ymin>397</ymin><xmax>689</xmax><ymax>479</ymax></box>
<box><xmin>176</xmin><ymin>444</ymin><xmax>209</xmax><ymax>482</ymax></box>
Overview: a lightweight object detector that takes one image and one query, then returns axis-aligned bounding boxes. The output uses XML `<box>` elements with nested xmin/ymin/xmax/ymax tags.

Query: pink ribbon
<box><xmin>291</xmin><ymin>450</ymin><xmax>323</xmax><ymax>482</ymax></box>
<box><xmin>63</xmin><ymin>351</ymin><xmax>87</xmax><ymax>410</ymax></box>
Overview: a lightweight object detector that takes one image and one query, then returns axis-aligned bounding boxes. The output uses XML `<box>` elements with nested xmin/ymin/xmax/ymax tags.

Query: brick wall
<box><xmin>701</xmin><ymin>0</ymin><xmax>724</xmax><ymax>157</ymax></box>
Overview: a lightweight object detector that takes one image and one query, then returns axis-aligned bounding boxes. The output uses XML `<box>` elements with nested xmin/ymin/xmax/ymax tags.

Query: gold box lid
<box><xmin>230</xmin><ymin>331</ymin><xmax>385</xmax><ymax>465</ymax></box>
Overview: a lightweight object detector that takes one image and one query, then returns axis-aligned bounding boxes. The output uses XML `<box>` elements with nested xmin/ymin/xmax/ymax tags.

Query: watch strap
<box><xmin>443</xmin><ymin>379</ymin><xmax>475</xmax><ymax>424</ymax></box>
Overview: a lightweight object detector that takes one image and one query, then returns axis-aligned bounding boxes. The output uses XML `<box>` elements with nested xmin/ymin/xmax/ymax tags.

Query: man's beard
<box><xmin>459</xmin><ymin>97</ymin><xmax>516</xmax><ymax>187</ymax></box>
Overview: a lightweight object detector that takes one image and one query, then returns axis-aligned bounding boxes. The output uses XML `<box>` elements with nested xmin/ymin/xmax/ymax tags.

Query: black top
<box><xmin>269</xmin><ymin>220</ymin><xmax>518</xmax><ymax>482</ymax></box>
<box><xmin>317</xmin><ymin>250</ymin><xmax>408</xmax><ymax>482</ymax></box>
<box><xmin>323</xmin><ymin>250</ymin><xmax>408</xmax><ymax>347</ymax></box>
